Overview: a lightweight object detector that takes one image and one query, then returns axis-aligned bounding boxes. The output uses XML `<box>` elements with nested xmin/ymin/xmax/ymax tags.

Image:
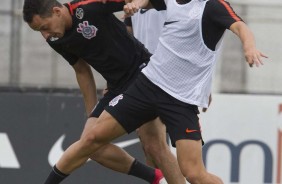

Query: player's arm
<box><xmin>207</xmin><ymin>0</ymin><xmax>267</xmax><ymax>67</ymax></box>
<box><xmin>72</xmin><ymin>59</ymin><xmax>97</xmax><ymax>116</ymax></box>
<box><xmin>104</xmin><ymin>0</ymin><xmax>126</xmax><ymax>13</ymax></box>
<box><xmin>202</xmin><ymin>94</ymin><xmax>212</xmax><ymax>112</ymax></box>
<box><xmin>230</xmin><ymin>21</ymin><xmax>267</xmax><ymax>67</ymax></box>
<box><xmin>47</xmin><ymin>43</ymin><xmax>97</xmax><ymax>115</ymax></box>
<box><xmin>123</xmin><ymin>0</ymin><xmax>166</xmax><ymax>17</ymax></box>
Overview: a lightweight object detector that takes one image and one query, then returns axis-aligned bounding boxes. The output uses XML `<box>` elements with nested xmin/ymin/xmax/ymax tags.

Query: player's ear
<box><xmin>52</xmin><ymin>6</ymin><xmax>62</xmax><ymax>17</ymax></box>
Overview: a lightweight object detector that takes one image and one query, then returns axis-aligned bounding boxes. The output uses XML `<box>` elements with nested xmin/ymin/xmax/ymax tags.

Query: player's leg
<box><xmin>149</xmin><ymin>75</ymin><xmax>223</xmax><ymax>184</ymax></box>
<box><xmin>45</xmin><ymin>113</ymin><xmax>164</xmax><ymax>184</ymax></box>
<box><xmin>103</xmin><ymin>76</ymin><xmax>168</xmax><ymax>184</ymax></box>
<box><xmin>137</xmin><ymin>127</ymin><xmax>158</xmax><ymax>168</ymax></box>
<box><xmin>44</xmin><ymin>86</ymin><xmax>167</xmax><ymax>184</ymax></box>
<box><xmin>158</xmin><ymin>95</ymin><xmax>223</xmax><ymax>184</ymax></box>
<box><xmin>83</xmin><ymin>117</ymin><xmax>164</xmax><ymax>183</ymax></box>
<box><xmin>82</xmin><ymin>117</ymin><xmax>134</xmax><ymax>173</ymax></box>
<box><xmin>82</xmin><ymin>91</ymin><xmax>165</xmax><ymax>182</ymax></box>
<box><xmin>176</xmin><ymin>139</ymin><xmax>223</xmax><ymax>184</ymax></box>
<box><xmin>44</xmin><ymin>112</ymin><xmax>127</xmax><ymax>184</ymax></box>
<box><xmin>138</xmin><ymin>118</ymin><xmax>186</xmax><ymax>184</ymax></box>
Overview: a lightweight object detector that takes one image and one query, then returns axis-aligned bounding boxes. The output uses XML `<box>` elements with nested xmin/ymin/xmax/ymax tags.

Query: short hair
<box><xmin>23</xmin><ymin>0</ymin><xmax>62</xmax><ymax>23</ymax></box>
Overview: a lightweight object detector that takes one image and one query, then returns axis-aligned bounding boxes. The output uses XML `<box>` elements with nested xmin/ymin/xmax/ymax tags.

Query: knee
<box><xmin>182</xmin><ymin>168</ymin><xmax>207</xmax><ymax>184</ymax></box>
<box><xmin>185</xmin><ymin>173</ymin><xmax>198</xmax><ymax>184</ymax></box>
<box><xmin>184</xmin><ymin>171</ymin><xmax>202</xmax><ymax>184</ymax></box>
<box><xmin>80</xmin><ymin>132</ymin><xmax>97</xmax><ymax>148</ymax></box>
<box><xmin>81</xmin><ymin>134</ymin><xmax>110</xmax><ymax>163</ymax></box>
<box><xmin>80</xmin><ymin>130</ymin><xmax>104</xmax><ymax>150</ymax></box>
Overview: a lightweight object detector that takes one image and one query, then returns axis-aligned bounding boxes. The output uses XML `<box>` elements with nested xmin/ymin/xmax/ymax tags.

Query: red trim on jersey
<box><xmin>68</xmin><ymin>0</ymin><xmax>124</xmax><ymax>14</ymax></box>
<box><xmin>67</xmin><ymin>2</ymin><xmax>74</xmax><ymax>15</ymax></box>
<box><xmin>218</xmin><ymin>0</ymin><xmax>241</xmax><ymax>22</ymax></box>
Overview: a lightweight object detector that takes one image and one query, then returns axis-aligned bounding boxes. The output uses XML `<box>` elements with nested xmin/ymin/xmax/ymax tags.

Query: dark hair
<box><xmin>23</xmin><ymin>0</ymin><xmax>62</xmax><ymax>23</ymax></box>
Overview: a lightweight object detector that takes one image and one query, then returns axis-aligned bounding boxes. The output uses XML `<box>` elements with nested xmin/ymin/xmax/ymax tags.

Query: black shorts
<box><xmin>105</xmin><ymin>73</ymin><xmax>203</xmax><ymax>147</ymax></box>
<box><xmin>90</xmin><ymin>62</ymin><xmax>148</xmax><ymax>118</ymax></box>
<box><xmin>90</xmin><ymin>90</ymin><xmax>120</xmax><ymax>118</ymax></box>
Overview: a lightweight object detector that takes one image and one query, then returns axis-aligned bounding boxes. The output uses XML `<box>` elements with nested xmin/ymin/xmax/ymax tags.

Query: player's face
<box><xmin>28</xmin><ymin>8</ymin><xmax>66</xmax><ymax>40</ymax></box>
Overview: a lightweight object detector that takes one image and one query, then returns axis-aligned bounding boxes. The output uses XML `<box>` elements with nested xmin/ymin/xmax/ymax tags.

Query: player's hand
<box><xmin>230</xmin><ymin>21</ymin><xmax>268</xmax><ymax>68</ymax></box>
<box><xmin>123</xmin><ymin>0</ymin><xmax>150</xmax><ymax>18</ymax></box>
<box><xmin>244</xmin><ymin>48</ymin><xmax>268</xmax><ymax>67</ymax></box>
<box><xmin>202</xmin><ymin>94</ymin><xmax>212</xmax><ymax>112</ymax></box>
<box><xmin>123</xmin><ymin>2</ymin><xmax>140</xmax><ymax>18</ymax></box>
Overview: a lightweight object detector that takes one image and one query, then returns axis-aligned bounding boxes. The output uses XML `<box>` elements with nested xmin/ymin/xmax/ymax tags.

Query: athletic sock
<box><xmin>44</xmin><ymin>165</ymin><xmax>69</xmax><ymax>184</ymax></box>
<box><xmin>128</xmin><ymin>159</ymin><xmax>156</xmax><ymax>183</ymax></box>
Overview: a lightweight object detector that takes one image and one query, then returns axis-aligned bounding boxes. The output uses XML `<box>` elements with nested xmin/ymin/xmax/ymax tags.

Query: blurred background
<box><xmin>0</xmin><ymin>0</ymin><xmax>281</xmax><ymax>184</ymax></box>
<box><xmin>0</xmin><ymin>0</ymin><xmax>281</xmax><ymax>93</ymax></box>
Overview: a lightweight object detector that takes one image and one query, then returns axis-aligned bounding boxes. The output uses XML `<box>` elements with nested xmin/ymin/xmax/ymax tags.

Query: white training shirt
<box><xmin>131</xmin><ymin>9</ymin><xmax>166</xmax><ymax>54</ymax></box>
<box><xmin>142</xmin><ymin>0</ymin><xmax>224</xmax><ymax>108</ymax></box>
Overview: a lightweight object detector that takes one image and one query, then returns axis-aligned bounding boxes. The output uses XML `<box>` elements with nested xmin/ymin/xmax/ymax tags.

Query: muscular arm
<box><xmin>230</xmin><ymin>21</ymin><xmax>267</xmax><ymax>67</ymax></box>
<box><xmin>72</xmin><ymin>59</ymin><xmax>97</xmax><ymax>116</ymax></box>
<box><xmin>203</xmin><ymin>0</ymin><xmax>267</xmax><ymax>66</ymax></box>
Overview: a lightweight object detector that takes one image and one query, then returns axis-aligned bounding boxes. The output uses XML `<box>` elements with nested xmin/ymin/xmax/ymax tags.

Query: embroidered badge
<box><xmin>76</xmin><ymin>8</ymin><xmax>84</xmax><ymax>19</ymax></box>
<box><xmin>77</xmin><ymin>21</ymin><xmax>98</xmax><ymax>39</ymax></box>
<box><xmin>109</xmin><ymin>94</ymin><xmax>123</xmax><ymax>107</ymax></box>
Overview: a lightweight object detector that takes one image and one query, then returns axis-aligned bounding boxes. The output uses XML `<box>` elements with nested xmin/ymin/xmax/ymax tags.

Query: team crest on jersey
<box><xmin>77</xmin><ymin>21</ymin><xmax>98</xmax><ymax>39</ymax></box>
<box><xmin>76</xmin><ymin>8</ymin><xmax>84</xmax><ymax>19</ymax></box>
<box><xmin>109</xmin><ymin>94</ymin><xmax>123</xmax><ymax>107</ymax></box>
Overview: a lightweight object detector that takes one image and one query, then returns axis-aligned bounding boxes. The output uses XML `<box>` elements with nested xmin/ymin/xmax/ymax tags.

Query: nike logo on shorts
<box><xmin>186</xmin><ymin>128</ymin><xmax>198</xmax><ymax>133</ymax></box>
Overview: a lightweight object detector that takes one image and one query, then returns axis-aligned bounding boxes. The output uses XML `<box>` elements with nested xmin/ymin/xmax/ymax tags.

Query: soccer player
<box><xmin>38</xmin><ymin>0</ymin><xmax>267</xmax><ymax>183</ymax></box>
<box><xmin>124</xmin><ymin>9</ymin><xmax>212</xmax><ymax>115</ymax></box>
<box><xmin>22</xmin><ymin>0</ymin><xmax>183</xmax><ymax>183</ymax></box>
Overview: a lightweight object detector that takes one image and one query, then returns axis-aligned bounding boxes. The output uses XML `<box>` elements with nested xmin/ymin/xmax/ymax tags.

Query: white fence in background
<box><xmin>0</xmin><ymin>0</ymin><xmax>281</xmax><ymax>94</ymax></box>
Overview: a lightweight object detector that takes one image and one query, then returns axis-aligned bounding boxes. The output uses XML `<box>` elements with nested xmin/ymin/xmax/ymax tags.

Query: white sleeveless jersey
<box><xmin>142</xmin><ymin>0</ymin><xmax>224</xmax><ymax>108</ymax></box>
<box><xmin>131</xmin><ymin>9</ymin><xmax>166</xmax><ymax>54</ymax></box>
